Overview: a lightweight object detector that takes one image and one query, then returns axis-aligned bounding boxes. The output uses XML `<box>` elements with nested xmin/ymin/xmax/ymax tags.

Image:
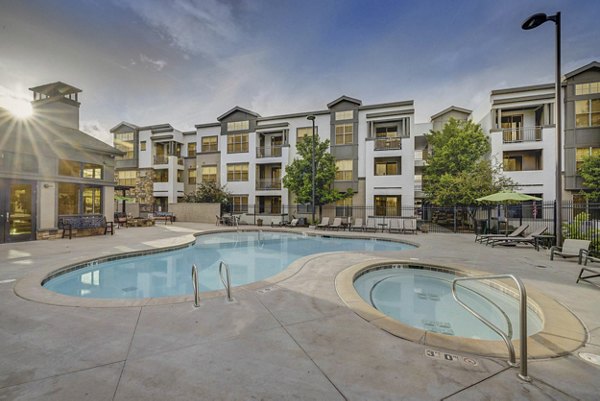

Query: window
<box><xmin>227</xmin><ymin>163</ymin><xmax>249</xmax><ymax>181</ymax></box>
<box><xmin>576</xmin><ymin>147</ymin><xmax>600</xmax><ymax>171</ymax></box>
<box><xmin>140</xmin><ymin>141</ymin><xmax>147</xmax><ymax>151</ymax></box>
<box><xmin>335</xmin><ymin>160</ymin><xmax>353</xmax><ymax>181</ymax></box>
<box><xmin>335</xmin><ymin>196</ymin><xmax>352</xmax><ymax>217</ymax></box>
<box><xmin>227</xmin><ymin>133</ymin><xmax>249</xmax><ymax>153</ymax></box>
<box><xmin>117</xmin><ymin>170</ymin><xmax>137</xmax><ymax>186</ymax></box>
<box><xmin>374</xmin><ymin>195</ymin><xmax>401</xmax><ymax>216</ymax></box>
<box><xmin>58</xmin><ymin>184</ymin><xmax>102</xmax><ymax>215</ymax></box>
<box><xmin>297</xmin><ymin>127</ymin><xmax>317</xmax><ymax>142</ymax></box>
<box><xmin>177</xmin><ymin>170</ymin><xmax>183</xmax><ymax>183</ymax></box>
<box><xmin>374</xmin><ymin>158</ymin><xmax>400</xmax><ymax>176</ymax></box>
<box><xmin>0</xmin><ymin>152</ymin><xmax>37</xmax><ymax>173</ymax></box>
<box><xmin>58</xmin><ymin>160</ymin><xmax>81</xmax><ymax>177</ymax></box>
<box><xmin>187</xmin><ymin>142</ymin><xmax>196</xmax><ymax>156</ymax></box>
<box><xmin>375</xmin><ymin>125</ymin><xmax>398</xmax><ymax>138</ymax></box>
<box><xmin>231</xmin><ymin>195</ymin><xmax>248</xmax><ymax>213</ymax></box>
<box><xmin>202</xmin><ymin>165</ymin><xmax>217</xmax><ymax>183</ymax></box>
<box><xmin>335</xmin><ymin>124</ymin><xmax>353</xmax><ymax>145</ymax></box>
<box><xmin>201</xmin><ymin>136</ymin><xmax>218</xmax><ymax>152</ymax></box>
<box><xmin>576</xmin><ymin>82</ymin><xmax>600</xmax><ymax>95</ymax></box>
<box><xmin>335</xmin><ymin>110</ymin><xmax>353</xmax><ymax>120</ymax></box>
<box><xmin>503</xmin><ymin>150</ymin><xmax>542</xmax><ymax>171</ymax></box>
<box><xmin>83</xmin><ymin>163</ymin><xmax>103</xmax><ymax>179</ymax></box>
<box><xmin>58</xmin><ymin>183</ymin><xmax>80</xmax><ymax>215</ymax></box>
<box><xmin>227</xmin><ymin>120</ymin><xmax>249</xmax><ymax>131</ymax></box>
<box><xmin>188</xmin><ymin>169</ymin><xmax>197</xmax><ymax>184</ymax></box>
<box><xmin>82</xmin><ymin>187</ymin><xmax>102</xmax><ymax>214</ymax></box>
<box><xmin>155</xmin><ymin>169</ymin><xmax>169</xmax><ymax>182</ymax></box>
<box><xmin>503</xmin><ymin>155</ymin><xmax>522</xmax><ymax>172</ymax></box>
<box><xmin>114</xmin><ymin>132</ymin><xmax>135</xmax><ymax>159</ymax></box>
<box><xmin>575</xmin><ymin>99</ymin><xmax>600</xmax><ymax>128</ymax></box>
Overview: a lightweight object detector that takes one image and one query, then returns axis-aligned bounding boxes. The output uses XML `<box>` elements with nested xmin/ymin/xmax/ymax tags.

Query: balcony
<box><xmin>256</xmin><ymin>179</ymin><xmax>282</xmax><ymax>190</ymax></box>
<box><xmin>256</xmin><ymin>145</ymin><xmax>283</xmax><ymax>158</ymax></box>
<box><xmin>154</xmin><ymin>155</ymin><xmax>168</xmax><ymax>165</ymax></box>
<box><xmin>374</xmin><ymin>137</ymin><xmax>401</xmax><ymax>151</ymax></box>
<box><xmin>502</xmin><ymin>127</ymin><xmax>542</xmax><ymax>144</ymax></box>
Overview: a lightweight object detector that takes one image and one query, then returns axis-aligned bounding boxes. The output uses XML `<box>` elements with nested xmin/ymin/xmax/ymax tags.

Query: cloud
<box><xmin>115</xmin><ymin>0</ymin><xmax>240</xmax><ymax>58</ymax></box>
<box><xmin>80</xmin><ymin>120</ymin><xmax>113</xmax><ymax>145</ymax></box>
<box><xmin>140</xmin><ymin>54</ymin><xmax>167</xmax><ymax>71</ymax></box>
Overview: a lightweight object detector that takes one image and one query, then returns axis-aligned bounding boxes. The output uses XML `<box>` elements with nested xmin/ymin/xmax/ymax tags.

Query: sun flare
<box><xmin>4</xmin><ymin>98</ymin><xmax>33</xmax><ymax>118</ymax></box>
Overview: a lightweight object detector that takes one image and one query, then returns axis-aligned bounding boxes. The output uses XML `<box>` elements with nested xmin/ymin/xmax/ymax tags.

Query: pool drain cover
<box><xmin>579</xmin><ymin>352</ymin><xmax>600</xmax><ymax>366</ymax></box>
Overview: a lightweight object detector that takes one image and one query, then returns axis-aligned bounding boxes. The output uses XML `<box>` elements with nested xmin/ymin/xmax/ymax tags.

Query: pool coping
<box><xmin>335</xmin><ymin>258</ymin><xmax>587</xmax><ymax>360</ymax></box>
<box><xmin>14</xmin><ymin>228</ymin><xmax>417</xmax><ymax>308</ymax></box>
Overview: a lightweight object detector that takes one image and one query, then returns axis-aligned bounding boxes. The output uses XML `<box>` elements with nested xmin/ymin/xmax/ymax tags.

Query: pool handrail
<box><xmin>219</xmin><ymin>261</ymin><xmax>233</xmax><ymax>302</ymax></box>
<box><xmin>452</xmin><ymin>274</ymin><xmax>530</xmax><ymax>382</ymax></box>
<box><xmin>192</xmin><ymin>264</ymin><xmax>200</xmax><ymax>307</ymax></box>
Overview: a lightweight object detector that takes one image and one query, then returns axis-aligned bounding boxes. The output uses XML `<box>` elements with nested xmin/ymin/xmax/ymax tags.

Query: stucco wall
<box><xmin>168</xmin><ymin>202</ymin><xmax>220</xmax><ymax>223</ymax></box>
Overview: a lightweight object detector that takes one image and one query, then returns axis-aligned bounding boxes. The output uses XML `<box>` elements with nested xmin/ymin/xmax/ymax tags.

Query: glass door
<box><xmin>0</xmin><ymin>181</ymin><xmax>35</xmax><ymax>243</ymax></box>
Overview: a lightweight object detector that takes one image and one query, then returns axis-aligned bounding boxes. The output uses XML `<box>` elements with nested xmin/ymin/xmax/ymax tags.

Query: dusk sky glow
<box><xmin>0</xmin><ymin>0</ymin><xmax>598</xmax><ymax>143</ymax></box>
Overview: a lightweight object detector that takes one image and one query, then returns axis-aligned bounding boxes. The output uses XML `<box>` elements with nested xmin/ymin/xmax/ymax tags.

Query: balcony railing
<box><xmin>374</xmin><ymin>137</ymin><xmax>402</xmax><ymax>151</ymax></box>
<box><xmin>153</xmin><ymin>155</ymin><xmax>168</xmax><ymax>164</ymax></box>
<box><xmin>502</xmin><ymin>127</ymin><xmax>542</xmax><ymax>144</ymax></box>
<box><xmin>256</xmin><ymin>145</ymin><xmax>283</xmax><ymax>158</ymax></box>
<box><xmin>256</xmin><ymin>179</ymin><xmax>282</xmax><ymax>190</ymax></box>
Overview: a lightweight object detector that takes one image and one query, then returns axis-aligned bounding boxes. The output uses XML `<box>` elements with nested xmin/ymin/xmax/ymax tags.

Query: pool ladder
<box><xmin>451</xmin><ymin>274</ymin><xmax>530</xmax><ymax>382</ymax></box>
<box><xmin>191</xmin><ymin>261</ymin><xmax>234</xmax><ymax>307</ymax></box>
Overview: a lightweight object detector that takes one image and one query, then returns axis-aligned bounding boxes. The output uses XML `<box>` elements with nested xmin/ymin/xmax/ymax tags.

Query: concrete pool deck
<box><xmin>0</xmin><ymin>223</ymin><xmax>598</xmax><ymax>400</ymax></box>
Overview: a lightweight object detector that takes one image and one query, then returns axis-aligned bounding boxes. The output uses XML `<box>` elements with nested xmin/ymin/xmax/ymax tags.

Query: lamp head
<box><xmin>522</xmin><ymin>13</ymin><xmax>549</xmax><ymax>30</ymax></box>
<box><xmin>306</xmin><ymin>115</ymin><xmax>316</xmax><ymax>121</ymax></box>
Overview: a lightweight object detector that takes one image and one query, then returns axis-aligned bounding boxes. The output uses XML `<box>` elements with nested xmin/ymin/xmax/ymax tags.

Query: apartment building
<box><xmin>0</xmin><ymin>82</ymin><xmax>121</xmax><ymax>243</ymax></box>
<box><xmin>115</xmin><ymin>96</ymin><xmax>415</xmax><ymax>222</ymax></box>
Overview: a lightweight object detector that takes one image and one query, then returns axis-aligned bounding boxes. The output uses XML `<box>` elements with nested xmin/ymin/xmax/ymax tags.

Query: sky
<box><xmin>0</xmin><ymin>0</ymin><xmax>598</xmax><ymax>144</ymax></box>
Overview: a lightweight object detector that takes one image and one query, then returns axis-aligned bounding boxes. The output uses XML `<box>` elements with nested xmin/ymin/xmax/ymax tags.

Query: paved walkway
<box><xmin>0</xmin><ymin>223</ymin><xmax>599</xmax><ymax>400</ymax></box>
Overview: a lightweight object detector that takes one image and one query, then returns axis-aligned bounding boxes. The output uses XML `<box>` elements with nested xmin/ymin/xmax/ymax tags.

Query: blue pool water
<box><xmin>354</xmin><ymin>266</ymin><xmax>543</xmax><ymax>340</ymax></box>
<box><xmin>43</xmin><ymin>231</ymin><xmax>412</xmax><ymax>299</ymax></box>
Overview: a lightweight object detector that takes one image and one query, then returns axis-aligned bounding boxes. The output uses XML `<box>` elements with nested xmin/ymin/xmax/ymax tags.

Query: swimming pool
<box><xmin>43</xmin><ymin>231</ymin><xmax>413</xmax><ymax>299</ymax></box>
<box><xmin>353</xmin><ymin>265</ymin><xmax>543</xmax><ymax>340</ymax></box>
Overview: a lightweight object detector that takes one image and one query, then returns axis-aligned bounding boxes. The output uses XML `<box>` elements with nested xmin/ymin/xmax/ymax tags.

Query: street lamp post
<box><xmin>307</xmin><ymin>115</ymin><xmax>316</xmax><ymax>224</ymax></box>
<box><xmin>522</xmin><ymin>12</ymin><xmax>562</xmax><ymax>246</ymax></box>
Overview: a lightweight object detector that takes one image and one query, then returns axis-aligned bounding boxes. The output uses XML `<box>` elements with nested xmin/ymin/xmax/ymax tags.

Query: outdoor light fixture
<box><xmin>307</xmin><ymin>115</ymin><xmax>316</xmax><ymax>224</ymax></box>
<box><xmin>522</xmin><ymin>11</ymin><xmax>562</xmax><ymax>246</ymax></box>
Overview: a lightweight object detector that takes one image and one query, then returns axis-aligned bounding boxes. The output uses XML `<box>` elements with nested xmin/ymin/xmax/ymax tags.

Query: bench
<box><xmin>151</xmin><ymin>212</ymin><xmax>175</xmax><ymax>224</ymax></box>
<box><xmin>58</xmin><ymin>215</ymin><xmax>114</xmax><ymax>239</ymax></box>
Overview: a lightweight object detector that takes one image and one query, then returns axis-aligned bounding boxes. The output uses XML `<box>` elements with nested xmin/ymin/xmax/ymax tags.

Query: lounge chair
<box><xmin>550</xmin><ymin>239</ymin><xmax>591</xmax><ymax>264</ymax></box>
<box><xmin>475</xmin><ymin>224</ymin><xmax>529</xmax><ymax>244</ymax></box>
<box><xmin>329</xmin><ymin>218</ymin><xmax>343</xmax><ymax>230</ymax></box>
<box><xmin>577</xmin><ymin>254</ymin><xmax>600</xmax><ymax>287</ymax></box>
<box><xmin>489</xmin><ymin>226</ymin><xmax>548</xmax><ymax>249</ymax></box>
<box><xmin>317</xmin><ymin>217</ymin><xmax>330</xmax><ymax>230</ymax></box>
<box><xmin>349</xmin><ymin>218</ymin><xmax>364</xmax><ymax>231</ymax></box>
<box><xmin>403</xmin><ymin>218</ymin><xmax>417</xmax><ymax>234</ymax></box>
<box><xmin>365</xmin><ymin>218</ymin><xmax>377</xmax><ymax>232</ymax></box>
<box><xmin>388</xmin><ymin>219</ymin><xmax>402</xmax><ymax>233</ymax></box>
<box><xmin>285</xmin><ymin>218</ymin><xmax>299</xmax><ymax>227</ymax></box>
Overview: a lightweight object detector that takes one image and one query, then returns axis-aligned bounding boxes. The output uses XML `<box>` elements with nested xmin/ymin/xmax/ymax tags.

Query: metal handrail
<box><xmin>219</xmin><ymin>261</ymin><xmax>233</xmax><ymax>302</ymax></box>
<box><xmin>452</xmin><ymin>274</ymin><xmax>530</xmax><ymax>381</ymax></box>
<box><xmin>192</xmin><ymin>264</ymin><xmax>200</xmax><ymax>307</ymax></box>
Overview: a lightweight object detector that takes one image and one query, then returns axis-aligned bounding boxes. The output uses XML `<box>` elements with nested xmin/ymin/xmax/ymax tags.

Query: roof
<box><xmin>29</xmin><ymin>81</ymin><xmax>82</xmax><ymax>97</ymax></box>
<box><xmin>110</xmin><ymin>121</ymin><xmax>139</xmax><ymax>132</ymax></box>
<box><xmin>0</xmin><ymin>112</ymin><xmax>122</xmax><ymax>156</ymax></box>
<box><xmin>491</xmin><ymin>83</ymin><xmax>554</xmax><ymax>96</ymax></box>
<box><xmin>327</xmin><ymin>95</ymin><xmax>362</xmax><ymax>108</ymax></box>
<box><xmin>564</xmin><ymin>61</ymin><xmax>600</xmax><ymax>79</ymax></box>
<box><xmin>217</xmin><ymin>106</ymin><xmax>261</xmax><ymax>121</ymax></box>
<box><xmin>430</xmin><ymin>106</ymin><xmax>472</xmax><ymax>121</ymax></box>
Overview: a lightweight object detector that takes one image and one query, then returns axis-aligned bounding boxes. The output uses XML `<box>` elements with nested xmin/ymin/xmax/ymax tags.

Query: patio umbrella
<box><xmin>476</xmin><ymin>191</ymin><xmax>542</xmax><ymax>235</ymax></box>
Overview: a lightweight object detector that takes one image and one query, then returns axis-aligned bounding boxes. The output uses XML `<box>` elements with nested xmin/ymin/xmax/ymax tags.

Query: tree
<box><xmin>182</xmin><ymin>181</ymin><xmax>231</xmax><ymax>205</ymax></box>
<box><xmin>578</xmin><ymin>154</ymin><xmax>600</xmax><ymax>202</ymax></box>
<box><xmin>283</xmin><ymin>134</ymin><xmax>353</xmax><ymax>218</ymax></box>
<box><xmin>424</xmin><ymin>118</ymin><xmax>513</xmax><ymax>205</ymax></box>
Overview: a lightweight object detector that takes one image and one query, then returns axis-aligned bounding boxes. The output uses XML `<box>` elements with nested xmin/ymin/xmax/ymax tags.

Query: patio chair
<box><xmin>577</xmin><ymin>254</ymin><xmax>600</xmax><ymax>287</ymax></box>
<box><xmin>388</xmin><ymin>219</ymin><xmax>402</xmax><ymax>233</ymax></box>
<box><xmin>349</xmin><ymin>218</ymin><xmax>364</xmax><ymax>231</ymax></box>
<box><xmin>550</xmin><ymin>239</ymin><xmax>591</xmax><ymax>264</ymax></box>
<box><xmin>403</xmin><ymin>218</ymin><xmax>417</xmax><ymax>234</ymax></box>
<box><xmin>317</xmin><ymin>217</ymin><xmax>330</xmax><ymax>229</ymax></box>
<box><xmin>475</xmin><ymin>223</ymin><xmax>528</xmax><ymax>244</ymax></box>
<box><xmin>365</xmin><ymin>218</ymin><xmax>377</xmax><ymax>232</ymax></box>
<box><xmin>329</xmin><ymin>218</ymin><xmax>343</xmax><ymax>231</ymax></box>
<box><xmin>489</xmin><ymin>226</ymin><xmax>548</xmax><ymax>249</ymax></box>
<box><xmin>285</xmin><ymin>218</ymin><xmax>299</xmax><ymax>227</ymax></box>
